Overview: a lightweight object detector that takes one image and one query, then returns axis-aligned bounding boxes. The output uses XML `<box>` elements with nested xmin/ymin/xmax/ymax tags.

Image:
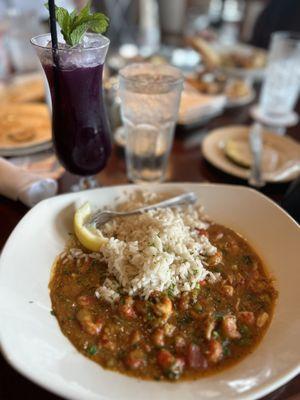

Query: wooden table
<box><xmin>0</xmin><ymin>103</ymin><xmax>299</xmax><ymax>399</ymax></box>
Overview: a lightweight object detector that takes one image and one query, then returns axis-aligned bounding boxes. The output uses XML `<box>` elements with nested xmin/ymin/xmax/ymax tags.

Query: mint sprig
<box><xmin>45</xmin><ymin>2</ymin><xmax>109</xmax><ymax>47</ymax></box>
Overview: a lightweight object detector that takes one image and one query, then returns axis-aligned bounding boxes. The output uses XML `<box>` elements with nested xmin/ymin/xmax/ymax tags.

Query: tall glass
<box><xmin>259</xmin><ymin>32</ymin><xmax>300</xmax><ymax>118</ymax></box>
<box><xmin>119</xmin><ymin>63</ymin><xmax>183</xmax><ymax>183</ymax></box>
<box><xmin>31</xmin><ymin>33</ymin><xmax>111</xmax><ymax>188</ymax></box>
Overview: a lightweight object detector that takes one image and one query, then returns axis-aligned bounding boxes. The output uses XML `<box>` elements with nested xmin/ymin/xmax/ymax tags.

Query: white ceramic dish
<box><xmin>0</xmin><ymin>183</ymin><xmax>299</xmax><ymax>400</ymax></box>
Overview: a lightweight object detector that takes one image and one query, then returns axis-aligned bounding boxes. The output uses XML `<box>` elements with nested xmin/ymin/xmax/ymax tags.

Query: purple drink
<box><xmin>31</xmin><ymin>33</ymin><xmax>111</xmax><ymax>177</ymax></box>
<box><xmin>44</xmin><ymin>63</ymin><xmax>111</xmax><ymax>175</ymax></box>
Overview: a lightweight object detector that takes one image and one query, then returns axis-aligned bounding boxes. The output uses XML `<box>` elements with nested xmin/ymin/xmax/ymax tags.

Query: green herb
<box><xmin>179</xmin><ymin>315</ymin><xmax>193</xmax><ymax>325</ymax></box>
<box><xmin>147</xmin><ymin>312</ymin><xmax>155</xmax><ymax>321</ymax></box>
<box><xmin>167</xmin><ymin>284</ymin><xmax>175</xmax><ymax>298</ymax></box>
<box><xmin>259</xmin><ymin>294</ymin><xmax>271</xmax><ymax>305</ymax></box>
<box><xmin>50</xmin><ymin>309</ymin><xmax>56</xmax><ymax>316</ymax></box>
<box><xmin>165</xmin><ymin>369</ymin><xmax>180</xmax><ymax>380</ymax></box>
<box><xmin>87</xmin><ymin>344</ymin><xmax>98</xmax><ymax>356</ymax></box>
<box><xmin>237</xmin><ymin>337</ymin><xmax>251</xmax><ymax>346</ymax></box>
<box><xmin>223</xmin><ymin>345</ymin><xmax>231</xmax><ymax>356</ymax></box>
<box><xmin>222</xmin><ymin>339</ymin><xmax>231</xmax><ymax>356</ymax></box>
<box><xmin>239</xmin><ymin>324</ymin><xmax>250</xmax><ymax>336</ymax></box>
<box><xmin>213</xmin><ymin>311</ymin><xmax>225</xmax><ymax>320</ymax></box>
<box><xmin>194</xmin><ymin>303</ymin><xmax>203</xmax><ymax>312</ymax></box>
<box><xmin>45</xmin><ymin>1</ymin><xmax>109</xmax><ymax>46</ymax></box>
<box><xmin>212</xmin><ymin>330</ymin><xmax>219</xmax><ymax>339</ymax></box>
<box><xmin>117</xmin><ymin>350</ymin><xmax>126</xmax><ymax>359</ymax></box>
<box><xmin>242</xmin><ymin>255</ymin><xmax>253</xmax><ymax>265</ymax></box>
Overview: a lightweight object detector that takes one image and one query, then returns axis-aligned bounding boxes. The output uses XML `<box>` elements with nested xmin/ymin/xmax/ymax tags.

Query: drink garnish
<box><xmin>44</xmin><ymin>1</ymin><xmax>109</xmax><ymax>47</ymax></box>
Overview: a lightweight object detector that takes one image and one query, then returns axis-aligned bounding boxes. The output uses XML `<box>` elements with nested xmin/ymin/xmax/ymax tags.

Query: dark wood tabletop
<box><xmin>0</xmin><ymin>101</ymin><xmax>299</xmax><ymax>399</ymax></box>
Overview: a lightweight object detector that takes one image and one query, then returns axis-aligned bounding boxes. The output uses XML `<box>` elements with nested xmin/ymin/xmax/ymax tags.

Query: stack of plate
<box><xmin>0</xmin><ymin>73</ymin><xmax>52</xmax><ymax>157</ymax></box>
<box><xmin>0</xmin><ymin>102</ymin><xmax>52</xmax><ymax>157</ymax></box>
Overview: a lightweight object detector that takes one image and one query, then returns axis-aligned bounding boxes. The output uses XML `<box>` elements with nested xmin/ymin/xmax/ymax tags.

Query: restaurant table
<box><xmin>0</xmin><ymin>101</ymin><xmax>299</xmax><ymax>400</ymax></box>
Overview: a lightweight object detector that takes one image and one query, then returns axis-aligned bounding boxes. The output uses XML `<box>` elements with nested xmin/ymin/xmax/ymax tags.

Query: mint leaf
<box><xmin>87</xmin><ymin>13</ymin><xmax>109</xmax><ymax>34</ymax></box>
<box><xmin>69</xmin><ymin>22</ymin><xmax>90</xmax><ymax>46</ymax></box>
<box><xmin>56</xmin><ymin>7</ymin><xmax>70</xmax><ymax>33</ymax></box>
<box><xmin>74</xmin><ymin>2</ymin><xmax>91</xmax><ymax>24</ymax></box>
<box><xmin>44</xmin><ymin>1</ymin><xmax>109</xmax><ymax>47</ymax></box>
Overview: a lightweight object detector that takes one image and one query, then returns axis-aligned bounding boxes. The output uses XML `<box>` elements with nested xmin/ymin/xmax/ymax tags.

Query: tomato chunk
<box><xmin>186</xmin><ymin>344</ymin><xmax>208</xmax><ymax>369</ymax></box>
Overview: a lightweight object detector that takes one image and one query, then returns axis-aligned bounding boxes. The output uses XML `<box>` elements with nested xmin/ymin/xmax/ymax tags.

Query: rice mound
<box><xmin>94</xmin><ymin>191</ymin><xmax>219</xmax><ymax>302</ymax></box>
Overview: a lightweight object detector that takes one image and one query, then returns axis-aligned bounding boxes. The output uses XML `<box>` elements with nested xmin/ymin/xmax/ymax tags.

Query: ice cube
<box><xmin>42</xmin><ymin>34</ymin><xmax>108</xmax><ymax>69</ymax></box>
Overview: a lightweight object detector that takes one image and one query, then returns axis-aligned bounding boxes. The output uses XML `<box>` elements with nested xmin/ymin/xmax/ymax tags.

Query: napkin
<box><xmin>0</xmin><ymin>157</ymin><xmax>58</xmax><ymax>207</ymax></box>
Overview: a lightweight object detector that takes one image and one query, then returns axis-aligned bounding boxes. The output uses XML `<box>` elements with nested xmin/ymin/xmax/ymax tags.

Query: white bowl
<box><xmin>0</xmin><ymin>183</ymin><xmax>299</xmax><ymax>400</ymax></box>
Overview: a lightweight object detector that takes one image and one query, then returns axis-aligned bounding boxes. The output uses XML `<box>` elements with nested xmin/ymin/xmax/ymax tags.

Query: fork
<box><xmin>248</xmin><ymin>122</ymin><xmax>265</xmax><ymax>188</ymax></box>
<box><xmin>87</xmin><ymin>192</ymin><xmax>197</xmax><ymax>228</ymax></box>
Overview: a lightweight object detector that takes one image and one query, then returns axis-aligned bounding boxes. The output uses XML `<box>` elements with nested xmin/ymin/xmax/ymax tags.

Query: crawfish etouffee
<box><xmin>50</xmin><ymin>192</ymin><xmax>277</xmax><ymax>381</ymax></box>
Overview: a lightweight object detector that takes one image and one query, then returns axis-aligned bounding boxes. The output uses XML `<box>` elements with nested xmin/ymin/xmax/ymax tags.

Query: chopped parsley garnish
<box><xmin>87</xmin><ymin>345</ymin><xmax>98</xmax><ymax>356</ymax></box>
<box><xmin>242</xmin><ymin>255</ymin><xmax>253</xmax><ymax>265</ymax></box>
<box><xmin>222</xmin><ymin>339</ymin><xmax>231</xmax><ymax>356</ymax></box>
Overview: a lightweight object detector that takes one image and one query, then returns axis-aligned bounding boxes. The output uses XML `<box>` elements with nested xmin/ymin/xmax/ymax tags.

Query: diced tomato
<box><xmin>118</xmin><ymin>304</ymin><xmax>137</xmax><ymax>319</ymax></box>
<box><xmin>99</xmin><ymin>334</ymin><xmax>116</xmax><ymax>351</ymax></box>
<box><xmin>199</xmin><ymin>280</ymin><xmax>207</xmax><ymax>287</ymax></box>
<box><xmin>157</xmin><ymin>349</ymin><xmax>175</xmax><ymax>369</ymax></box>
<box><xmin>77</xmin><ymin>295</ymin><xmax>97</xmax><ymax>307</ymax></box>
<box><xmin>125</xmin><ymin>349</ymin><xmax>146</xmax><ymax>370</ymax></box>
<box><xmin>238</xmin><ymin>311</ymin><xmax>255</xmax><ymax>326</ymax></box>
<box><xmin>186</xmin><ymin>343</ymin><xmax>208</xmax><ymax>369</ymax></box>
<box><xmin>195</xmin><ymin>228</ymin><xmax>209</xmax><ymax>237</ymax></box>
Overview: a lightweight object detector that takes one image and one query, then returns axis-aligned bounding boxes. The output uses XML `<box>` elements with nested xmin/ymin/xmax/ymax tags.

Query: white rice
<box><xmin>91</xmin><ymin>191</ymin><xmax>219</xmax><ymax>302</ymax></box>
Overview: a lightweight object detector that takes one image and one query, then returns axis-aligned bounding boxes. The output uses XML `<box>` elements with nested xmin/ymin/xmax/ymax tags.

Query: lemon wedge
<box><xmin>73</xmin><ymin>202</ymin><xmax>108</xmax><ymax>252</ymax></box>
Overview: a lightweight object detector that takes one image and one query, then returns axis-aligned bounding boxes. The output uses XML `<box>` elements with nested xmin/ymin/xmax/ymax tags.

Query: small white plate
<box><xmin>0</xmin><ymin>140</ymin><xmax>53</xmax><ymax>157</ymax></box>
<box><xmin>202</xmin><ymin>125</ymin><xmax>300</xmax><ymax>182</ymax></box>
<box><xmin>0</xmin><ymin>183</ymin><xmax>300</xmax><ymax>400</ymax></box>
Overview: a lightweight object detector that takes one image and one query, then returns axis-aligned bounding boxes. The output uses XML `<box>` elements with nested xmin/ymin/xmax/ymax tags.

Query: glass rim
<box><xmin>30</xmin><ymin>32</ymin><xmax>110</xmax><ymax>52</ymax></box>
<box><xmin>271</xmin><ymin>31</ymin><xmax>300</xmax><ymax>44</ymax></box>
<box><xmin>119</xmin><ymin>62</ymin><xmax>184</xmax><ymax>86</ymax></box>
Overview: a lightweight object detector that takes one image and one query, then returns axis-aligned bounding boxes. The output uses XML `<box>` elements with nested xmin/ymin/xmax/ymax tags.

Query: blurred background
<box><xmin>1</xmin><ymin>0</ymin><xmax>300</xmax><ymax>76</ymax></box>
<box><xmin>0</xmin><ymin>0</ymin><xmax>300</xmax><ymax>194</ymax></box>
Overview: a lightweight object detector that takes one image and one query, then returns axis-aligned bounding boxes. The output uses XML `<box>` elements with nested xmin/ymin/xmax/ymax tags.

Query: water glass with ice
<box><xmin>259</xmin><ymin>32</ymin><xmax>300</xmax><ymax>118</ymax></box>
<box><xmin>119</xmin><ymin>63</ymin><xmax>183</xmax><ymax>183</ymax></box>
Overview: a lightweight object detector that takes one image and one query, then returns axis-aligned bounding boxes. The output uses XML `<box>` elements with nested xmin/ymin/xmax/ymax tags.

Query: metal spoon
<box><xmin>88</xmin><ymin>192</ymin><xmax>197</xmax><ymax>228</ymax></box>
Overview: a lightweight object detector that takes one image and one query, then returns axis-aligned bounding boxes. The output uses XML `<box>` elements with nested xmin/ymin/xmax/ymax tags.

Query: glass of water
<box><xmin>119</xmin><ymin>63</ymin><xmax>183</xmax><ymax>183</ymax></box>
<box><xmin>259</xmin><ymin>32</ymin><xmax>300</xmax><ymax>118</ymax></box>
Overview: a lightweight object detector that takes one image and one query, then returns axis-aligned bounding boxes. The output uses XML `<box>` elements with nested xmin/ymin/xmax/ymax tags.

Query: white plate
<box><xmin>0</xmin><ymin>183</ymin><xmax>300</xmax><ymax>400</ymax></box>
<box><xmin>0</xmin><ymin>140</ymin><xmax>53</xmax><ymax>157</ymax></box>
<box><xmin>202</xmin><ymin>125</ymin><xmax>300</xmax><ymax>182</ymax></box>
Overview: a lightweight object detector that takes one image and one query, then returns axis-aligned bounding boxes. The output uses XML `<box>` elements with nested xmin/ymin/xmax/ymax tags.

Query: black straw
<box><xmin>48</xmin><ymin>0</ymin><xmax>59</xmax><ymax>66</ymax></box>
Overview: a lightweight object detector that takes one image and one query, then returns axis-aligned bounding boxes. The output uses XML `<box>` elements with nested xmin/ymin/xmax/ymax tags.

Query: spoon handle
<box><xmin>248</xmin><ymin>123</ymin><xmax>265</xmax><ymax>188</ymax></box>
